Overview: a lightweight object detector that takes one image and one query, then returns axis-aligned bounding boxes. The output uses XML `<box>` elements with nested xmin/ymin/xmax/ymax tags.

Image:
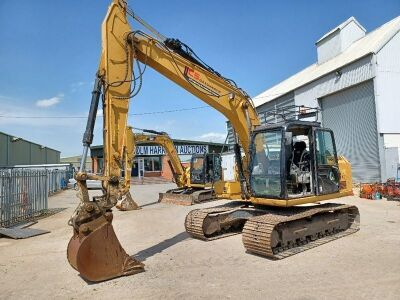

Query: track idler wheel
<box><xmin>67</xmin><ymin>212</ymin><xmax>144</xmax><ymax>282</ymax></box>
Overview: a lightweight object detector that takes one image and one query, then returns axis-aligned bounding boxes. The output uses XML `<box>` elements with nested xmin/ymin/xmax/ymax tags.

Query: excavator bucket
<box><xmin>67</xmin><ymin>213</ymin><xmax>144</xmax><ymax>282</ymax></box>
<box><xmin>116</xmin><ymin>191</ymin><xmax>141</xmax><ymax>211</ymax></box>
<box><xmin>158</xmin><ymin>189</ymin><xmax>215</xmax><ymax>206</ymax></box>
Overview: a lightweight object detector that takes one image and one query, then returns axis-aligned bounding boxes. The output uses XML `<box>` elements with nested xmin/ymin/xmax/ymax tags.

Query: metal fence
<box><xmin>0</xmin><ymin>167</ymin><xmax>73</xmax><ymax>227</ymax></box>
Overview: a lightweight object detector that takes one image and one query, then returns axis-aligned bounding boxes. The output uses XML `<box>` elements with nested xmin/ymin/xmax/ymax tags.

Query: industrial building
<box><xmin>0</xmin><ymin>131</ymin><xmax>60</xmax><ymax>166</ymax></box>
<box><xmin>229</xmin><ymin>16</ymin><xmax>400</xmax><ymax>183</ymax></box>
<box><xmin>90</xmin><ymin>139</ymin><xmax>228</xmax><ymax>180</ymax></box>
<box><xmin>60</xmin><ymin>155</ymin><xmax>92</xmax><ymax>172</ymax></box>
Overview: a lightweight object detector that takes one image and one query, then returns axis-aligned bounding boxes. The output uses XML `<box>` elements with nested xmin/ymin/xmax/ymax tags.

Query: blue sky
<box><xmin>0</xmin><ymin>0</ymin><xmax>399</xmax><ymax>157</ymax></box>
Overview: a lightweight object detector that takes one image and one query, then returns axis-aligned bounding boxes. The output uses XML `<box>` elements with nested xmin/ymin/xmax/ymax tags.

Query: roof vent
<box><xmin>316</xmin><ymin>17</ymin><xmax>366</xmax><ymax>64</ymax></box>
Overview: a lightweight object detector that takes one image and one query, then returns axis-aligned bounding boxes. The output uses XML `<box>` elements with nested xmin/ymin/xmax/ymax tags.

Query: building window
<box><xmin>144</xmin><ymin>157</ymin><xmax>161</xmax><ymax>172</ymax></box>
<box><xmin>97</xmin><ymin>158</ymin><xmax>103</xmax><ymax>174</ymax></box>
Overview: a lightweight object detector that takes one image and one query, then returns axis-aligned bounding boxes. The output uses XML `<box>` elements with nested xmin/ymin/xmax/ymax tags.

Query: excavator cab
<box><xmin>190</xmin><ymin>153</ymin><xmax>222</xmax><ymax>185</ymax></box>
<box><xmin>249</xmin><ymin>107</ymin><xmax>341</xmax><ymax>200</ymax></box>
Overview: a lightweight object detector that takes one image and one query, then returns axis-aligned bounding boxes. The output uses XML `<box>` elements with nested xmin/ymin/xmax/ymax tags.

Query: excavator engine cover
<box><xmin>67</xmin><ymin>213</ymin><xmax>144</xmax><ymax>282</ymax></box>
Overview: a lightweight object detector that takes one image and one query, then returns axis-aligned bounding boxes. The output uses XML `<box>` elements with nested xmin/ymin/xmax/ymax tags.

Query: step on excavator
<box><xmin>67</xmin><ymin>0</ymin><xmax>360</xmax><ymax>282</ymax></box>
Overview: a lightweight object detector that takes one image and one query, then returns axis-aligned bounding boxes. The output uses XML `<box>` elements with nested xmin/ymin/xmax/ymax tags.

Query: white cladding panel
<box><xmin>317</xmin><ymin>31</ymin><xmax>341</xmax><ymax>64</ymax></box>
<box><xmin>295</xmin><ymin>55</ymin><xmax>374</xmax><ymax>108</ymax></box>
<box><xmin>384</xmin><ymin>147</ymin><xmax>400</xmax><ymax>180</ymax></box>
<box><xmin>340</xmin><ymin>22</ymin><xmax>366</xmax><ymax>51</ymax></box>
<box><xmin>321</xmin><ymin>80</ymin><xmax>380</xmax><ymax>182</ymax></box>
<box><xmin>221</xmin><ymin>153</ymin><xmax>236</xmax><ymax>181</ymax></box>
<box><xmin>375</xmin><ymin>31</ymin><xmax>400</xmax><ymax>134</ymax></box>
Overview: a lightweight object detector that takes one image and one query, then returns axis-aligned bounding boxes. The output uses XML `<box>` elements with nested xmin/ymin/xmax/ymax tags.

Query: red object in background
<box><xmin>360</xmin><ymin>179</ymin><xmax>400</xmax><ymax>201</ymax></box>
<box><xmin>360</xmin><ymin>183</ymin><xmax>375</xmax><ymax>199</ymax></box>
<box><xmin>384</xmin><ymin>179</ymin><xmax>400</xmax><ymax>201</ymax></box>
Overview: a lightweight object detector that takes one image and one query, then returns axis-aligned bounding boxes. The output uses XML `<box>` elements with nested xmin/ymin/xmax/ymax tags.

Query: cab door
<box><xmin>207</xmin><ymin>154</ymin><xmax>222</xmax><ymax>183</ymax></box>
<box><xmin>190</xmin><ymin>155</ymin><xmax>206</xmax><ymax>184</ymax></box>
<box><xmin>313</xmin><ymin>129</ymin><xmax>340</xmax><ymax>195</ymax></box>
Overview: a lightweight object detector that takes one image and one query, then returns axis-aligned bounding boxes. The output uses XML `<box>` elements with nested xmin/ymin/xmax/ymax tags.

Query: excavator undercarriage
<box><xmin>185</xmin><ymin>202</ymin><xmax>359</xmax><ymax>259</ymax></box>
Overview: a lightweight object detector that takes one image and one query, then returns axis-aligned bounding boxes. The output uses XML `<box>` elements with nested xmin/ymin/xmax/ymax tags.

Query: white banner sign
<box><xmin>135</xmin><ymin>145</ymin><xmax>209</xmax><ymax>156</ymax></box>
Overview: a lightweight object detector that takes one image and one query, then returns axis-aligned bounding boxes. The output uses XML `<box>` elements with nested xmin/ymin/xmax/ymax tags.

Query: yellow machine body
<box><xmin>67</xmin><ymin>0</ymin><xmax>357</xmax><ymax>282</ymax></box>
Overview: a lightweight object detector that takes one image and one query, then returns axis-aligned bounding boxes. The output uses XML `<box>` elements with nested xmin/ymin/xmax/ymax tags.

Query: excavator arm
<box><xmin>68</xmin><ymin>0</ymin><xmax>262</xmax><ymax>282</ymax></box>
<box><xmin>129</xmin><ymin>33</ymin><xmax>261</xmax><ymax>194</ymax></box>
<box><xmin>133</xmin><ymin>130</ymin><xmax>188</xmax><ymax>187</ymax></box>
<box><xmin>67</xmin><ymin>1</ymin><xmax>144</xmax><ymax>282</ymax></box>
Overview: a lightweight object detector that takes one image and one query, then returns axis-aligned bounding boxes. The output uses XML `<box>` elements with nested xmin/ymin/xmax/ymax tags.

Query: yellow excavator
<box><xmin>67</xmin><ymin>0</ymin><xmax>359</xmax><ymax>282</ymax></box>
<box><xmin>132</xmin><ymin>129</ymin><xmax>222</xmax><ymax>205</ymax></box>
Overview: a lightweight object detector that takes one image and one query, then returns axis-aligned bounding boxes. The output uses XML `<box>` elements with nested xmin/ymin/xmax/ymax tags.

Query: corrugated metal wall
<box><xmin>226</xmin><ymin>122</ymin><xmax>235</xmax><ymax>145</ymax></box>
<box><xmin>375</xmin><ymin>31</ymin><xmax>400</xmax><ymax>133</ymax></box>
<box><xmin>257</xmin><ymin>92</ymin><xmax>295</xmax><ymax>124</ymax></box>
<box><xmin>295</xmin><ymin>55</ymin><xmax>374</xmax><ymax>108</ymax></box>
<box><xmin>226</xmin><ymin>92</ymin><xmax>295</xmax><ymax>145</ymax></box>
<box><xmin>0</xmin><ymin>132</ymin><xmax>60</xmax><ymax>166</ymax></box>
<box><xmin>321</xmin><ymin>80</ymin><xmax>380</xmax><ymax>182</ymax></box>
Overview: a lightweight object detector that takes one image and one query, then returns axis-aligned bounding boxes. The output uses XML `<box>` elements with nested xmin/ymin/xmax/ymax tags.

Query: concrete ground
<box><xmin>0</xmin><ymin>184</ymin><xmax>399</xmax><ymax>299</ymax></box>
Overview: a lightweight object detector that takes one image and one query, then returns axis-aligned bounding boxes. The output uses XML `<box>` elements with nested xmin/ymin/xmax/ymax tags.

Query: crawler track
<box><xmin>185</xmin><ymin>202</ymin><xmax>247</xmax><ymax>240</ymax></box>
<box><xmin>242</xmin><ymin>203</ymin><xmax>360</xmax><ymax>259</ymax></box>
<box><xmin>185</xmin><ymin>202</ymin><xmax>360</xmax><ymax>258</ymax></box>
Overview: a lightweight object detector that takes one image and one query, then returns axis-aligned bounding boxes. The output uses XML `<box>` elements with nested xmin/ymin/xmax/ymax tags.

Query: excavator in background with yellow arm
<box><xmin>128</xmin><ymin>128</ymin><xmax>222</xmax><ymax>206</ymax></box>
<box><xmin>67</xmin><ymin>0</ymin><xmax>360</xmax><ymax>282</ymax></box>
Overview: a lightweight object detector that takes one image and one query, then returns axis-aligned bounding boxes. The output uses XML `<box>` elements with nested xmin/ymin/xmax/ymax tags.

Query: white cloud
<box><xmin>70</xmin><ymin>81</ymin><xmax>93</xmax><ymax>93</ymax></box>
<box><xmin>0</xmin><ymin>97</ymin><xmax>83</xmax><ymax>128</ymax></box>
<box><xmin>35</xmin><ymin>94</ymin><xmax>63</xmax><ymax>107</ymax></box>
<box><xmin>196</xmin><ymin>132</ymin><xmax>227</xmax><ymax>143</ymax></box>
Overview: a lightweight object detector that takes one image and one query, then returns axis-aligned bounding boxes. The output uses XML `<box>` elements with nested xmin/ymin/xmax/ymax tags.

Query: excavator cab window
<box><xmin>250</xmin><ymin>122</ymin><xmax>341</xmax><ymax>199</ymax></box>
<box><xmin>313</xmin><ymin>129</ymin><xmax>340</xmax><ymax>195</ymax></box>
<box><xmin>190</xmin><ymin>153</ymin><xmax>222</xmax><ymax>185</ymax></box>
<box><xmin>190</xmin><ymin>155</ymin><xmax>205</xmax><ymax>184</ymax></box>
<box><xmin>285</xmin><ymin>126</ymin><xmax>313</xmax><ymax>198</ymax></box>
<box><xmin>250</xmin><ymin>129</ymin><xmax>283</xmax><ymax>198</ymax></box>
<box><xmin>206</xmin><ymin>154</ymin><xmax>222</xmax><ymax>183</ymax></box>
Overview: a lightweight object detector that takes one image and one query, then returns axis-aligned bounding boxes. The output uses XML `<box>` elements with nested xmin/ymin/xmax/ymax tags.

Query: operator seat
<box><xmin>292</xmin><ymin>141</ymin><xmax>310</xmax><ymax>171</ymax></box>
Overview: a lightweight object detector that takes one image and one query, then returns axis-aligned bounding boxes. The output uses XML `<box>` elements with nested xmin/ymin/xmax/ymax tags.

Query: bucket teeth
<box><xmin>67</xmin><ymin>214</ymin><xmax>144</xmax><ymax>282</ymax></box>
<box><xmin>116</xmin><ymin>192</ymin><xmax>141</xmax><ymax>211</ymax></box>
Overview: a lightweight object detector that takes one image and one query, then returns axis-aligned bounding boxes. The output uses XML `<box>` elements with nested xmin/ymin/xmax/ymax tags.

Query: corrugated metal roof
<box><xmin>0</xmin><ymin>130</ymin><xmax>61</xmax><ymax>153</ymax></box>
<box><xmin>253</xmin><ymin>16</ymin><xmax>400</xmax><ymax>107</ymax></box>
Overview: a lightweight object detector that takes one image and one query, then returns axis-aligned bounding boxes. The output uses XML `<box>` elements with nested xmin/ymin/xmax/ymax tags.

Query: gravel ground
<box><xmin>0</xmin><ymin>183</ymin><xmax>399</xmax><ymax>299</ymax></box>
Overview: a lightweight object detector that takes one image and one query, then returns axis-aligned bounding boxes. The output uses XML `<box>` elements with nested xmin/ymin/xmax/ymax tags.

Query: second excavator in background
<box><xmin>131</xmin><ymin>128</ymin><xmax>222</xmax><ymax>205</ymax></box>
